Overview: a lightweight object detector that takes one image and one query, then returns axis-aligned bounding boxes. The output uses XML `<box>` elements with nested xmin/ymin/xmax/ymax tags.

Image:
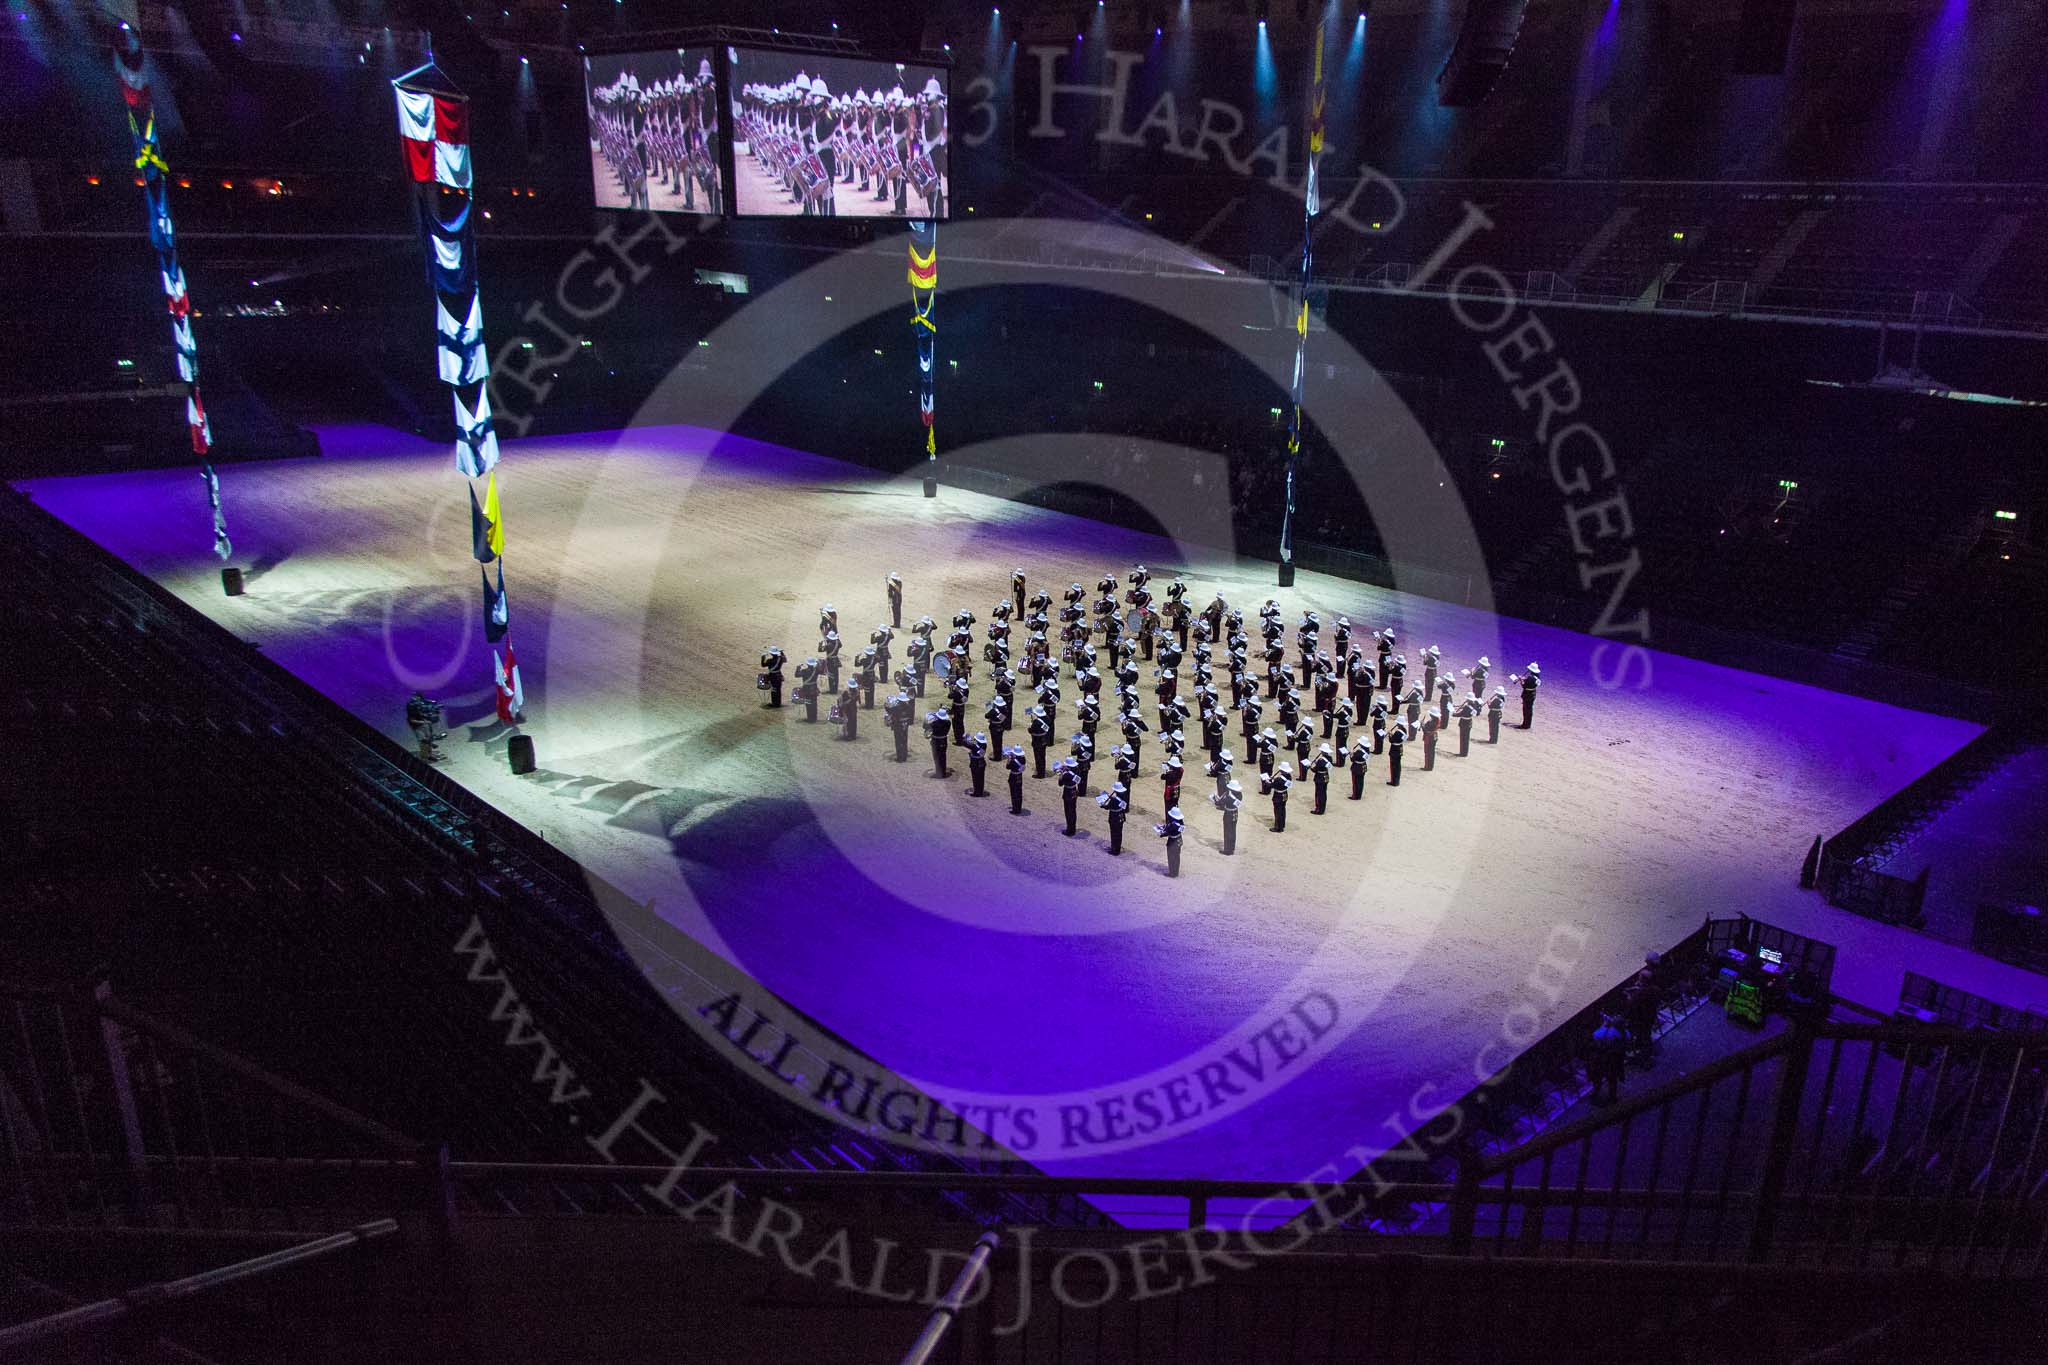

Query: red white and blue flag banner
<box><xmin>396</xmin><ymin>63</ymin><xmax>516</xmax><ymax>713</ymax></box>
<box><xmin>116</xmin><ymin>32</ymin><xmax>229</xmax><ymax>560</ymax></box>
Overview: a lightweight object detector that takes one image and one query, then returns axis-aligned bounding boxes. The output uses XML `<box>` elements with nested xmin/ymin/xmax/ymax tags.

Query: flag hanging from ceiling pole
<box><xmin>909</xmin><ymin>220</ymin><xmax>939</xmax><ymax>472</ymax></box>
<box><xmin>1278</xmin><ymin>21</ymin><xmax>1328</xmax><ymax>588</ymax></box>
<box><xmin>396</xmin><ymin>60</ymin><xmax>518</xmax><ymax>719</ymax></box>
<box><xmin>115</xmin><ymin>32</ymin><xmax>229</xmax><ymax>562</ymax></box>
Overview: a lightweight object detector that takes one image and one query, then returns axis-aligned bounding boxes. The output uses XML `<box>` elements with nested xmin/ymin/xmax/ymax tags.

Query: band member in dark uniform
<box><xmin>855</xmin><ymin>646</ymin><xmax>879</xmax><ymax>709</ymax></box>
<box><xmin>1035</xmin><ymin>676</ymin><xmax>1061</xmax><ymax>734</ymax></box>
<box><xmin>1369</xmin><ymin>699</ymin><xmax>1390</xmax><ymax>755</ymax></box>
<box><xmin>965</xmin><ymin>731</ymin><xmax>990</xmax><ymax>796</ymax></box>
<box><xmin>1468</xmin><ymin>656</ymin><xmax>1491</xmax><ymax>698</ymax></box>
<box><xmin>1349</xmin><ymin>737</ymin><xmax>1371</xmax><ymax>798</ymax></box>
<box><xmin>1120</xmin><ymin>712</ymin><xmax>1148</xmax><ymax>774</ymax></box>
<box><xmin>1010</xmin><ymin>568</ymin><xmax>1027</xmax><ymax>617</ymax></box>
<box><xmin>871</xmin><ymin>624</ymin><xmax>894</xmax><ymax>682</ymax></box>
<box><xmin>1056</xmin><ymin>757</ymin><xmax>1082</xmax><ymax>834</ymax></box>
<box><xmin>1308</xmin><ymin>743</ymin><xmax>1334</xmax><ymax>814</ymax></box>
<box><xmin>794</xmin><ymin>658</ymin><xmax>821</xmax><ymax>722</ymax></box>
<box><xmin>1401</xmin><ymin>682</ymin><xmax>1426</xmax><ymax>729</ymax></box>
<box><xmin>758</xmin><ymin>646</ymin><xmax>786</xmax><ymax>708</ymax></box>
<box><xmin>834</xmin><ymin>679</ymin><xmax>861</xmax><ymax>740</ymax></box>
<box><xmin>1487</xmin><ymin>687</ymin><xmax>1507</xmax><ymax>744</ymax></box>
<box><xmin>1291</xmin><ymin>718</ymin><xmax>1316</xmax><ymax>771</ymax></box>
<box><xmin>1296</xmin><ymin>611</ymin><xmax>1320</xmax><ymax>683</ymax></box>
<box><xmin>1375</xmin><ymin>629</ymin><xmax>1396</xmax><ymax>688</ymax></box>
<box><xmin>1075</xmin><ymin>694</ymin><xmax>1101</xmax><ymax>748</ymax></box>
<box><xmin>1240</xmin><ymin>694</ymin><xmax>1264</xmax><ymax>747</ymax></box>
<box><xmin>1002</xmin><ymin>745</ymin><xmax>1027</xmax><ymax>813</ymax></box>
<box><xmin>884</xmin><ymin>690</ymin><xmax>915</xmax><ymax>761</ymax></box>
<box><xmin>406</xmin><ymin>691</ymin><xmax>446</xmax><ymax>763</ymax></box>
<box><xmin>1333</xmin><ymin>616</ymin><xmax>1352</xmax><ymax>665</ymax></box>
<box><xmin>1421</xmin><ymin>644</ymin><xmax>1441</xmax><ymax>700</ymax></box>
<box><xmin>1388</xmin><ymin>653</ymin><xmax>1406</xmax><ymax>704</ymax></box>
<box><xmin>906</xmin><ymin>623</ymin><xmax>933</xmax><ymax>696</ymax></box>
<box><xmin>984</xmin><ymin>694</ymin><xmax>1010</xmax><ymax>756</ymax></box>
<box><xmin>947</xmin><ymin>671</ymin><xmax>971</xmax><ymax>746</ymax></box>
<box><xmin>1386</xmin><ymin>719</ymin><xmax>1406</xmax><ymax>785</ymax></box>
<box><xmin>802</xmin><ymin>75</ymin><xmax>837</xmax><ymax>216</ymax></box>
<box><xmin>925</xmin><ymin>708</ymin><xmax>951</xmax><ymax>777</ymax></box>
<box><xmin>915</xmin><ymin>76</ymin><xmax>947</xmax><ymax>217</ymax></box>
<box><xmin>1155</xmin><ymin>806</ymin><xmax>1185</xmax><ymax>877</ymax></box>
<box><xmin>1455</xmin><ymin>695</ymin><xmax>1481</xmax><ymax>757</ymax></box>
<box><xmin>1266</xmin><ymin>762</ymin><xmax>1293</xmax><ymax>832</ymax></box>
<box><xmin>1252</xmin><ymin>726</ymin><xmax>1278</xmax><ymax>778</ymax></box>
<box><xmin>1347</xmin><ymin>651</ymin><xmax>1374</xmax><ymax>714</ymax></box>
<box><xmin>1098</xmin><ymin>781</ymin><xmax>1129</xmax><ymax>855</ymax></box>
<box><xmin>821</xmin><ymin>629</ymin><xmax>843</xmax><ymax>695</ymax></box>
<box><xmin>1203</xmin><ymin>707</ymin><xmax>1228</xmax><ymax>759</ymax></box>
<box><xmin>1112</xmin><ymin>743</ymin><xmax>1141</xmax><ymax>799</ymax></box>
<box><xmin>1420</xmin><ymin>711</ymin><xmax>1440</xmax><ymax>771</ymax></box>
<box><xmin>1333</xmin><ymin>700</ymin><xmax>1354</xmax><ymax>766</ymax></box>
<box><xmin>1438</xmin><ymin>675</ymin><xmax>1457</xmax><ymax>730</ymax></box>
<box><xmin>1070</xmin><ymin>731</ymin><xmax>1095</xmax><ymax>794</ymax></box>
<box><xmin>1315</xmin><ymin>666</ymin><xmax>1340</xmax><ymax>736</ymax></box>
<box><xmin>1277</xmin><ymin>686</ymin><xmax>1301</xmax><ymax>737</ymax></box>
<box><xmin>1212</xmin><ymin>779</ymin><xmax>1242</xmax><ymax>854</ymax></box>
<box><xmin>1160</xmin><ymin>753</ymin><xmax>1185</xmax><ymax>812</ymax></box>
<box><xmin>1027</xmin><ymin>705</ymin><xmax>1053</xmax><ymax>777</ymax></box>
<box><xmin>887</xmin><ymin>572</ymin><xmax>904</xmax><ymax>629</ymax></box>
<box><xmin>1514</xmin><ymin>663</ymin><xmax>1542</xmax><ymax>728</ymax></box>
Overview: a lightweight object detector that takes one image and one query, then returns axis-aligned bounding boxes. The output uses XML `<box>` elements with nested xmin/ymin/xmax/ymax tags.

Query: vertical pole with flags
<box><xmin>394</xmin><ymin>61</ymin><xmax>522</xmax><ymax>730</ymax></box>
<box><xmin>114</xmin><ymin>29</ymin><xmax>232</xmax><ymax>578</ymax></box>
<box><xmin>1278</xmin><ymin>23</ymin><xmax>1328</xmax><ymax>589</ymax></box>
<box><xmin>910</xmin><ymin>220</ymin><xmax>939</xmax><ymax>497</ymax></box>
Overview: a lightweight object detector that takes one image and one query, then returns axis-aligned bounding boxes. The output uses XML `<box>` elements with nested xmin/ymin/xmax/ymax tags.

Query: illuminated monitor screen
<box><xmin>583</xmin><ymin>47</ymin><xmax>723</xmax><ymax>214</ymax></box>
<box><xmin>725</xmin><ymin>47</ymin><xmax>950</xmax><ymax>220</ymax></box>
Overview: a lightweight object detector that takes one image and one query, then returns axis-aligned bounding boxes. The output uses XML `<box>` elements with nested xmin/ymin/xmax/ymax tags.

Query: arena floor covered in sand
<box><xmin>24</xmin><ymin>422</ymin><xmax>2048</xmax><ymax>1192</ymax></box>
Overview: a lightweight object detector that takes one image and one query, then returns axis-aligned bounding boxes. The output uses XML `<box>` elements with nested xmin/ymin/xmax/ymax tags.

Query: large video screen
<box><xmin>584</xmin><ymin>48</ymin><xmax>723</xmax><ymax>214</ymax></box>
<box><xmin>726</xmin><ymin>47</ymin><xmax>949</xmax><ymax>220</ymax></box>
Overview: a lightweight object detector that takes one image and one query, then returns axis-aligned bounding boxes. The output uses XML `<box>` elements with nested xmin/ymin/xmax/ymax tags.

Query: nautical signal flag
<box><xmin>482</xmin><ymin>561</ymin><xmax>508</xmax><ymax>642</ymax></box>
<box><xmin>494</xmin><ymin>640</ymin><xmax>525</xmax><ymax>724</ymax></box>
<box><xmin>469</xmin><ymin>480</ymin><xmax>496</xmax><ymax>563</ymax></box>
<box><xmin>482</xmin><ymin>472</ymin><xmax>505</xmax><ymax>558</ymax></box>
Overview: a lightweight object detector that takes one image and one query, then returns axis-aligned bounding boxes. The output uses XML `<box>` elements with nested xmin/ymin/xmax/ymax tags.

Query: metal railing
<box><xmin>899</xmin><ymin>1232</ymin><xmax>999</xmax><ymax>1365</ymax></box>
<box><xmin>0</xmin><ymin>1218</ymin><xmax>398</xmax><ymax>1358</ymax></box>
<box><xmin>1</xmin><ymin>982</ymin><xmax>420</xmax><ymax>1237</ymax></box>
<box><xmin>1449</xmin><ymin>1020</ymin><xmax>2048</xmax><ymax>1276</ymax></box>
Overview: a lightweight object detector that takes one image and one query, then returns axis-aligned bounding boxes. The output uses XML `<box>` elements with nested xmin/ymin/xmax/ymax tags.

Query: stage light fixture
<box><xmin>86</xmin><ymin>175</ymin><xmax>99</xmax><ymax>185</ymax></box>
<box><xmin>1995</xmin><ymin>509</ymin><xmax>2018</xmax><ymax>520</ymax></box>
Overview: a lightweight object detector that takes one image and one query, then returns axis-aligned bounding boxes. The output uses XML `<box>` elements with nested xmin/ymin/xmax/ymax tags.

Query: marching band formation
<box><xmin>734</xmin><ymin>72</ymin><xmax>947</xmax><ymax>218</ymax></box>
<box><xmin>757</xmin><ymin>567</ymin><xmax>1544</xmax><ymax>876</ymax></box>
<box><xmin>587</xmin><ymin>57</ymin><xmax>723</xmax><ymax>214</ymax></box>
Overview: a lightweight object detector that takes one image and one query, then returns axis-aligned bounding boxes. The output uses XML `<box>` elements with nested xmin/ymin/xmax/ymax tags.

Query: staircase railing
<box><xmin>0</xmin><ymin>981</ymin><xmax>420</xmax><ymax>1236</ymax></box>
<box><xmin>1448</xmin><ymin>1019</ymin><xmax>2048</xmax><ymax>1276</ymax></box>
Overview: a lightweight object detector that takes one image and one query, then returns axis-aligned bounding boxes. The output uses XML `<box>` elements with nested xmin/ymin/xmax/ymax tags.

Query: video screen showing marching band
<box><xmin>583</xmin><ymin>48</ymin><xmax>723</xmax><ymax>215</ymax></box>
<box><xmin>727</xmin><ymin>48</ymin><xmax>949</xmax><ymax>220</ymax></box>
